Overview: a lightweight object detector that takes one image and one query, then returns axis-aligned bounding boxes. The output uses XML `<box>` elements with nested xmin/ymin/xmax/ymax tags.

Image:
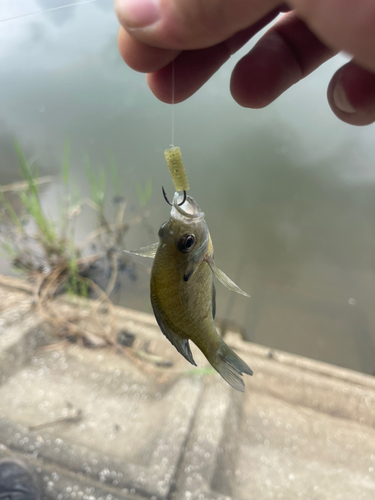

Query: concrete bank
<box><xmin>0</xmin><ymin>276</ymin><xmax>374</xmax><ymax>500</ymax></box>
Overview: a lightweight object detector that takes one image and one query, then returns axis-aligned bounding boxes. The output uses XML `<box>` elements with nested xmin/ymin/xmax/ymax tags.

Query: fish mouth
<box><xmin>171</xmin><ymin>192</ymin><xmax>205</xmax><ymax>221</ymax></box>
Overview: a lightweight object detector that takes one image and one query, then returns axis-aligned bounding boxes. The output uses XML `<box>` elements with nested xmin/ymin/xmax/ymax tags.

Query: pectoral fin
<box><xmin>124</xmin><ymin>242</ymin><xmax>159</xmax><ymax>258</ymax></box>
<box><xmin>152</xmin><ymin>302</ymin><xmax>197</xmax><ymax>366</ymax></box>
<box><xmin>206</xmin><ymin>257</ymin><xmax>250</xmax><ymax>297</ymax></box>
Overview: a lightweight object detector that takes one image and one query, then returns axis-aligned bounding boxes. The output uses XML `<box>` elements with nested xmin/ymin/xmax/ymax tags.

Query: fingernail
<box><xmin>117</xmin><ymin>0</ymin><xmax>160</xmax><ymax>29</ymax></box>
<box><xmin>333</xmin><ymin>81</ymin><xmax>356</xmax><ymax>114</ymax></box>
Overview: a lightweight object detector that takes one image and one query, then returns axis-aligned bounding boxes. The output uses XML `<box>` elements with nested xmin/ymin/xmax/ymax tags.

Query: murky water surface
<box><xmin>1</xmin><ymin>0</ymin><xmax>375</xmax><ymax>373</ymax></box>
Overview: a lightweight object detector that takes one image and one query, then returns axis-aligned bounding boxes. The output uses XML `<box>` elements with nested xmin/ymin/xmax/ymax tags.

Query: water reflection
<box><xmin>0</xmin><ymin>3</ymin><xmax>375</xmax><ymax>373</ymax></box>
<box><xmin>195</xmin><ymin>124</ymin><xmax>375</xmax><ymax>374</ymax></box>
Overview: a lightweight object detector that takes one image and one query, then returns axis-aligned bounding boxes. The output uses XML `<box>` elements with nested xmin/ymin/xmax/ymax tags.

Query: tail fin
<box><xmin>212</xmin><ymin>341</ymin><xmax>253</xmax><ymax>392</ymax></box>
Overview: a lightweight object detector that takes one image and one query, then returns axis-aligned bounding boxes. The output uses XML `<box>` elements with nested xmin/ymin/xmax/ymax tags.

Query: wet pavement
<box><xmin>0</xmin><ymin>277</ymin><xmax>375</xmax><ymax>500</ymax></box>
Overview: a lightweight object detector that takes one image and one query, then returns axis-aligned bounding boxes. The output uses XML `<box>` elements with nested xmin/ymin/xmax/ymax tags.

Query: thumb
<box><xmin>114</xmin><ymin>0</ymin><xmax>280</xmax><ymax>50</ymax></box>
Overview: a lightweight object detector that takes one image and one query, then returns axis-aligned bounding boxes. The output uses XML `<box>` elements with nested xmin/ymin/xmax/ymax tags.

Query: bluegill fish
<box><xmin>129</xmin><ymin>192</ymin><xmax>253</xmax><ymax>392</ymax></box>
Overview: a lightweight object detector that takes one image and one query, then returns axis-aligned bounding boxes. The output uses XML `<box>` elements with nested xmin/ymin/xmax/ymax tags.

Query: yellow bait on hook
<box><xmin>164</xmin><ymin>147</ymin><xmax>189</xmax><ymax>192</ymax></box>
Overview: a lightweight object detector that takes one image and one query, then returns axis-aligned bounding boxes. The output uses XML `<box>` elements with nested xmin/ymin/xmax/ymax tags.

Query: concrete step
<box><xmin>0</xmin><ymin>277</ymin><xmax>374</xmax><ymax>500</ymax></box>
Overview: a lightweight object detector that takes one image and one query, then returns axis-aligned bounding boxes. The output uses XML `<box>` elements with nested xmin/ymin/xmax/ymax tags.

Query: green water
<box><xmin>1</xmin><ymin>0</ymin><xmax>375</xmax><ymax>374</ymax></box>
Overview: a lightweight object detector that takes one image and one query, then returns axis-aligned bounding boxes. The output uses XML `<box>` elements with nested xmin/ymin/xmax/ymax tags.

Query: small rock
<box><xmin>117</xmin><ymin>330</ymin><xmax>135</xmax><ymax>347</ymax></box>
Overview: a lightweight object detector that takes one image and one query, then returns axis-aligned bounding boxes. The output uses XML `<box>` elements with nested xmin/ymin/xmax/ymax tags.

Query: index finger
<box><xmin>146</xmin><ymin>9</ymin><xmax>282</xmax><ymax>103</ymax></box>
<box><xmin>115</xmin><ymin>0</ymin><xmax>280</xmax><ymax>50</ymax></box>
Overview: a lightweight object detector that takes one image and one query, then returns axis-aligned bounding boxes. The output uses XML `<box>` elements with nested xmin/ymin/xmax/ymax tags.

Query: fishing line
<box><xmin>164</xmin><ymin>57</ymin><xmax>189</xmax><ymax>200</ymax></box>
<box><xmin>0</xmin><ymin>0</ymin><xmax>96</xmax><ymax>24</ymax></box>
<box><xmin>171</xmin><ymin>58</ymin><xmax>175</xmax><ymax>147</ymax></box>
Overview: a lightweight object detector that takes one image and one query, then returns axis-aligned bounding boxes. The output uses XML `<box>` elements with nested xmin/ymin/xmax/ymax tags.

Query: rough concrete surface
<box><xmin>0</xmin><ymin>277</ymin><xmax>374</xmax><ymax>500</ymax></box>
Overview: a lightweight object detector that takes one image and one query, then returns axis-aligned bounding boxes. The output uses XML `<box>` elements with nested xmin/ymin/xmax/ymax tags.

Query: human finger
<box><xmin>230</xmin><ymin>12</ymin><xmax>336</xmax><ymax>108</ymax></box>
<box><xmin>146</xmin><ymin>9</ymin><xmax>281</xmax><ymax>102</ymax></box>
<box><xmin>289</xmin><ymin>0</ymin><xmax>375</xmax><ymax>72</ymax></box>
<box><xmin>328</xmin><ymin>62</ymin><xmax>375</xmax><ymax>126</ymax></box>
<box><xmin>114</xmin><ymin>0</ymin><xmax>280</xmax><ymax>50</ymax></box>
<box><xmin>118</xmin><ymin>26</ymin><xmax>180</xmax><ymax>72</ymax></box>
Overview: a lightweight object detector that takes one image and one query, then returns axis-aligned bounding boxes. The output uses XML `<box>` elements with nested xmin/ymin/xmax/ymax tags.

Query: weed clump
<box><xmin>0</xmin><ymin>140</ymin><xmax>149</xmax><ymax>348</ymax></box>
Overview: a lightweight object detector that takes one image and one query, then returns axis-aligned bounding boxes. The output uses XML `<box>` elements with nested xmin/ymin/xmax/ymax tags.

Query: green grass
<box><xmin>84</xmin><ymin>151</ymin><xmax>106</xmax><ymax>209</ymax></box>
<box><xmin>0</xmin><ymin>140</ymin><xmax>144</xmax><ymax>301</ymax></box>
<box><xmin>135</xmin><ymin>178</ymin><xmax>152</xmax><ymax>208</ymax></box>
<box><xmin>183</xmin><ymin>367</ymin><xmax>216</xmax><ymax>376</ymax></box>
<box><xmin>0</xmin><ymin>184</ymin><xmax>23</xmax><ymax>231</ymax></box>
<box><xmin>108</xmin><ymin>150</ymin><xmax>120</xmax><ymax>197</ymax></box>
<box><xmin>15</xmin><ymin>139</ymin><xmax>60</xmax><ymax>255</ymax></box>
<box><xmin>0</xmin><ymin>141</ymin><xmax>90</xmax><ymax>296</ymax></box>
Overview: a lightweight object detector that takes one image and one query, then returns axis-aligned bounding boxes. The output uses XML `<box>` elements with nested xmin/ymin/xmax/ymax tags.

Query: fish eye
<box><xmin>178</xmin><ymin>234</ymin><xmax>196</xmax><ymax>253</ymax></box>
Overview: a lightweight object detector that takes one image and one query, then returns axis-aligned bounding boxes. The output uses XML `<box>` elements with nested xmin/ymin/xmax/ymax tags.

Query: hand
<box><xmin>115</xmin><ymin>0</ymin><xmax>375</xmax><ymax>126</ymax></box>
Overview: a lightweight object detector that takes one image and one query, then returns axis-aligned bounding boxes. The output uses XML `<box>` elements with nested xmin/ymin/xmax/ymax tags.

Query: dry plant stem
<box><xmin>28</xmin><ymin>240</ymin><xmax>119</xmax><ymax>346</ymax></box>
<box><xmin>79</xmin><ymin>197</ymin><xmax>102</xmax><ymax>212</ymax></box>
<box><xmin>63</xmin><ymin>198</ymin><xmax>101</xmax><ymax>226</ymax></box>
<box><xmin>115</xmin><ymin>199</ymin><xmax>127</xmax><ymax>226</ymax></box>
<box><xmin>36</xmin><ymin>340</ymin><xmax>71</xmax><ymax>352</ymax></box>
<box><xmin>78</xmin><ymin>223</ymin><xmax>129</xmax><ymax>250</ymax></box>
<box><xmin>69</xmin><ymin>276</ymin><xmax>116</xmax><ymax>342</ymax></box>
<box><xmin>32</xmin><ymin>274</ymin><xmax>45</xmax><ymax>303</ymax></box>
<box><xmin>38</xmin><ymin>265</ymin><xmax>67</xmax><ymax>301</ymax></box>
<box><xmin>1</xmin><ymin>174</ymin><xmax>162</xmax><ymax>368</ymax></box>
<box><xmin>0</xmin><ymin>275</ymin><xmax>34</xmax><ymax>293</ymax></box>
<box><xmin>78</xmin><ymin>215</ymin><xmax>143</xmax><ymax>250</ymax></box>
<box><xmin>75</xmin><ymin>251</ymin><xmax>106</xmax><ymax>268</ymax></box>
<box><xmin>88</xmin><ymin>277</ymin><xmax>116</xmax><ymax>342</ymax></box>
<box><xmin>104</xmin><ymin>252</ymin><xmax>119</xmax><ymax>298</ymax></box>
<box><xmin>29</xmin><ymin>407</ymin><xmax>83</xmax><ymax>431</ymax></box>
<box><xmin>38</xmin><ymin>297</ymin><xmax>112</xmax><ymax>346</ymax></box>
<box><xmin>0</xmin><ymin>176</ymin><xmax>54</xmax><ymax>192</ymax></box>
<box><xmin>113</xmin><ymin>200</ymin><xmax>129</xmax><ymax>248</ymax></box>
<box><xmin>33</xmin><ymin>257</ymin><xmax>115</xmax><ymax>345</ymax></box>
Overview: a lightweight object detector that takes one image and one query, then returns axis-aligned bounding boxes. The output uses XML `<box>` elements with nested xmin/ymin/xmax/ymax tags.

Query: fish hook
<box><xmin>162</xmin><ymin>186</ymin><xmax>186</xmax><ymax>206</ymax></box>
